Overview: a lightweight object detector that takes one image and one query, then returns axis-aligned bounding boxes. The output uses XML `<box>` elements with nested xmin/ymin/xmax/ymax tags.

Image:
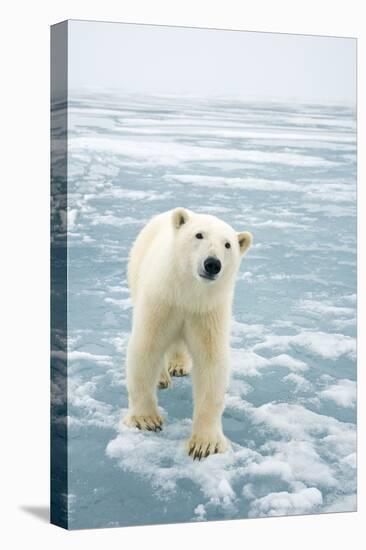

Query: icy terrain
<box><xmin>64</xmin><ymin>93</ymin><xmax>356</xmax><ymax>528</ymax></box>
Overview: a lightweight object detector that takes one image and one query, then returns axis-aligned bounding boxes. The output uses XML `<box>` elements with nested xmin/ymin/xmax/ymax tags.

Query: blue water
<box><xmin>64</xmin><ymin>92</ymin><xmax>356</xmax><ymax>528</ymax></box>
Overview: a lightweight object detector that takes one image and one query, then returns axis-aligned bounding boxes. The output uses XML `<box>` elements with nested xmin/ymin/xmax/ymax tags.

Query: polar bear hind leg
<box><xmin>157</xmin><ymin>339</ymin><xmax>191</xmax><ymax>389</ymax></box>
<box><xmin>157</xmin><ymin>362</ymin><xmax>172</xmax><ymax>390</ymax></box>
<box><xmin>167</xmin><ymin>339</ymin><xmax>191</xmax><ymax>377</ymax></box>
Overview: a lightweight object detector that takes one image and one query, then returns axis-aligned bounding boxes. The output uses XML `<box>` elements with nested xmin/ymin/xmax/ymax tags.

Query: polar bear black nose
<box><xmin>204</xmin><ymin>256</ymin><xmax>222</xmax><ymax>275</ymax></box>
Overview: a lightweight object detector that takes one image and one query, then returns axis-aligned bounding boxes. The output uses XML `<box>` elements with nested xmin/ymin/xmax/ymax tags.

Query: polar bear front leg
<box><xmin>123</xmin><ymin>300</ymin><xmax>177</xmax><ymax>431</ymax></box>
<box><xmin>185</xmin><ymin>308</ymin><xmax>231</xmax><ymax>459</ymax></box>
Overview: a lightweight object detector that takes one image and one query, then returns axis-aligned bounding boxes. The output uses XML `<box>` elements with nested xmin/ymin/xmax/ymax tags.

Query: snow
<box><xmin>58</xmin><ymin>92</ymin><xmax>356</xmax><ymax>528</ymax></box>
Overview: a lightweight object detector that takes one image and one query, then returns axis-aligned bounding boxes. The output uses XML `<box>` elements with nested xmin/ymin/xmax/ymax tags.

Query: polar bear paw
<box><xmin>123</xmin><ymin>413</ymin><xmax>163</xmax><ymax>432</ymax></box>
<box><xmin>187</xmin><ymin>433</ymin><xmax>230</xmax><ymax>460</ymax></box>
<box><xmin>157</xmin><ymin>370</ymin><xmax>172</xmax><ymax>390</ymax></box>
<box><xmin>168</xmin><ymin>353</ymin><xmax>191</xmax><ymax>377</ymax></box>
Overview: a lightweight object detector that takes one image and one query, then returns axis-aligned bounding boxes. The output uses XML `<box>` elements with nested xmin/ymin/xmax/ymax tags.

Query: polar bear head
<box><xmin>171</xmin><ymin>207</ymin><xmax>252</xmax><ymax>287</ymax></box>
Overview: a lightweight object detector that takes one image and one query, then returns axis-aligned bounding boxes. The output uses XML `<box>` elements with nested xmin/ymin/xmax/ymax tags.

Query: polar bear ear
<box><xmin>172</xmin><ymin>207</ymin><xmax>190</xmax><ymax>229</ymax></box>
<box><xmin>238</xmin><ymin>231</ymin><xmax>253</xmax><ymax>255</ymax></box>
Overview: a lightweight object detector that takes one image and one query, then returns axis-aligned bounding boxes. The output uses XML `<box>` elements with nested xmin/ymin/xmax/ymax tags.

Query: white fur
<box><xmin>123</xmin><ymin>207</ymin><xmax>252</xmax><ymax>458</ymax></box>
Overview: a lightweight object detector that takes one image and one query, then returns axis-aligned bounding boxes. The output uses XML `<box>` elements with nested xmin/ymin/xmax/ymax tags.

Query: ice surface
<box><xmin>59</xmin><ymin>93</ymin><xmax>356</xmax><ymax>528</ymax></box>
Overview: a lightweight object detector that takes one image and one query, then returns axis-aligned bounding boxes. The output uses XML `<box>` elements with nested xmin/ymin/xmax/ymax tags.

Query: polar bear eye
<box><xmin>225</xmin><ymin>242</ymin><xmax>231</xmax><ymax>249</ymax></box>
<box><xmin>195</xmin><ymin>233</ymin><xmax>204</xmax><ymax>239</ymax></box>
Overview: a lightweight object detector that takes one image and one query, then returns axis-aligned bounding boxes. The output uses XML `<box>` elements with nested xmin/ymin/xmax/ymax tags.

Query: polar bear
<box><xmin>123</xmin><ymin>207</ymin><xmax>252</xmax><ymax>459</ymax></box>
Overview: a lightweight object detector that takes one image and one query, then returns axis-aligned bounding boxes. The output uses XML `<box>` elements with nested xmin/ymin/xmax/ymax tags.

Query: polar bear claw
<box><xmin>187</xmin><ymin>433</ymin><xmax>230</xmax><ymax>460</ymax></box>
<box><xmin>123</xmin><ymin>414</ymin><xmax>163</xmax><ymax>432</ymax></box>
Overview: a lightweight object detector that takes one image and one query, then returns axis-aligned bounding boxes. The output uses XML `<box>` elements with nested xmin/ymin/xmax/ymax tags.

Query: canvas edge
<box><xmin>50</xmin><ymin>19</ymin><xmax>69</xmax><ymax>530</ymax></box>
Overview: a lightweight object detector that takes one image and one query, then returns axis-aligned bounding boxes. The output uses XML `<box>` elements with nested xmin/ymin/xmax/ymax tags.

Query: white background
<box><xmin>1</xmin><ymin>1</ymin><xmax>364</xmax><ymax>549</ymax></box>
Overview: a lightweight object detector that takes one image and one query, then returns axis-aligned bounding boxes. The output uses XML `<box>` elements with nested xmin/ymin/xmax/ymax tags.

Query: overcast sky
<box><xmin>68</xmin><ymin>20</ymin><xmax>356</xmax><ymax>103</ymax></box>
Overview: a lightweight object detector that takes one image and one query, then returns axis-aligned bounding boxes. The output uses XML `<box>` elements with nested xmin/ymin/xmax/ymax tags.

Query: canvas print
<box><xmin>51</xmin><ymin>20</ymin><xmax>357</xmax><ymax>529</ymax></box>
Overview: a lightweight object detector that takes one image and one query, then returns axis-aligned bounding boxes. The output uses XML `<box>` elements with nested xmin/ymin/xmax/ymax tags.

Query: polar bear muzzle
<box><xmin>204</xmin><ymin>257</ymin><xmax>221</xmax><ymax>276</ymax></box>
<box><xmin>199</xmin><ymin>256</ymin><xmax>222</xmax><ymax>281</ymax></box>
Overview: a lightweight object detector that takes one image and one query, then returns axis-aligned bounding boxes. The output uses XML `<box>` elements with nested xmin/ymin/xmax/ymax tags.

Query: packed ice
<box><xmin>57</xmin><ymin>93</ymin><xmax>356</xmax><ymax>528</ymax></box>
